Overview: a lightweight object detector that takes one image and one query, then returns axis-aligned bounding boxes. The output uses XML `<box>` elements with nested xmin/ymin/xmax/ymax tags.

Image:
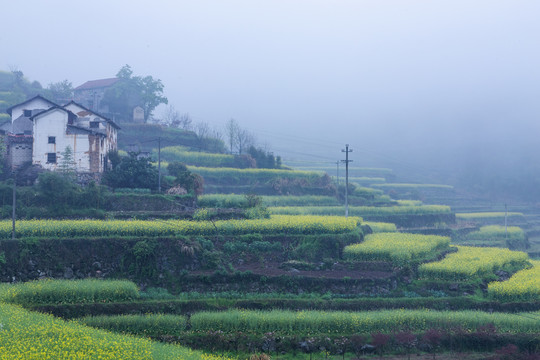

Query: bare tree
<box><xmin>211</xmin><ymin>126</ymin><xmax>224</xmax><ymax>142</ymax></box>
<box><xmin>160</xmin><ymin>105</ymin><xmax>180</xmax><ymax>126</ymax></box>
<box><xmin>225</xmin><ymin>118</ymin><xmax>239</xmax><ymax>154</ymax></box>
<box><xmin>161</xmin><ymin>105</ymin><xmax>193</xmax><ymax>130</ymax></box>
<box><xmin>194</xmin><ymin>121</ymin><xmax>211</xmax><ymax>150</ymax></box>
<box><xmin>178</xmin><ymin>113</ymin><xmax>193</xmax><ymax>130</ymax></box>
<box><xmin>236</xmin><ymin>128</ymin><xmax>255</xmax><ymax>154</ymax></box>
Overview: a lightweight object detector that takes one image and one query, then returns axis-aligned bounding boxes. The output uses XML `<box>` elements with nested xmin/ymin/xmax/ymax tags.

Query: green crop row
<box><xmin>334</xmin><ymin>176</ymin><xmax>386</xmax><ymax>184</ymax></box>
<box><xmin>261</xmin><ymin>195</ymin><xmax>340</xmax><ymax>207</ymax></box>
<box><xmin>419</xmin><ymin>246</ymin><xmax>530</xmax><ymax>281</ymax></box>
<box><xmin>197</xmin><ymin>194</ymin><xmax>252</xmax><ymax>208</ymax></box>
<box><xmin>488</xmin><ymin>260</ymin><xmax>540</xmax><ymax>302</ymax></box>
<box><xmin>396</xmin><ymin>200</ymin><xmax>423</xmax><ymax>206</ymax></box>
<box><xmin>198</xmin><ymin>194</ymin><xmax>341</xmax><ymax>208</ymax></box>
<box><xmin>352</xmin><ymin>187</ymin><xmax>384</xmax><ymax>197</ymax></box>
<box><xmin>456</xmin><ymin>212</ymin><xmax>525</xmax><ymax>220</ymax></box>
<box><xmin>155</xmin><ymin>146</ymin><xmax>238</xmax><ymax>168</ymax></box>
<box><xmin>188</xmin><ymin>166</ymin><xmax>326</xmax><ymax>184</ymax></box>
<box><xmin>344</xmin><ymin>233</ymin><xmax>450</xmax><ymax>266</ymax></box>
<box><xmin>372</xmin><ymin>183</ymin><xmax>454</xmax><ymax>190</ymax></box>
<box><xmin>269</xmin><ymin>205</ymin><xmax>452</xmax><ymax>217</ymax></box>
<box><xmin>363</xmin><ymin>222</ymin><xmax>397</xmax><ymax>233</ymax></box>
<box><xmin>0</xmin><ymin>215</ymin><xmax>361</xmax><ymax>238</ymax></box>
<box><xmin>455</xmin><ymin>225</ymin><xmax>529</xmax><ymax>250</ymax></box>
<box><xmin>350</xmin><ymin>187</ymin><xmax>393</xmax><ymax>205</ymax></box>
<box><xmin>0</xmin><ymin>279</ymin><xmax>139</xmax><ymax>306</ymax></box>
<box><xmin>287</xmin><ymin>165</ymin><xmax>394</xmax><ymax>177</ymax></box>
<box><xmin>462</xmin><ymin>225</ymin><xmax>526</xmax><ymax>243</ymax></box>
<box><xmin>0</xmin><ymin>302</ymin><xmax>229</xmax><ymax>360</ymax></box>
<box><xmin>79</xmin><ymin>314</ymin><xmax>188</xmax><ymax>337</ymax></box>
<box><xmin>189</xmin><ymin>309</ymin><xmax>540</xmax><ymax>335</ymax></box>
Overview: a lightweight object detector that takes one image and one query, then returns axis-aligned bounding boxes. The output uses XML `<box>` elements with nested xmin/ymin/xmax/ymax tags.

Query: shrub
<box><xmin>244</xmin><ymin>206</ymin><xmax>271</xmax><ymax>219</ymax></box>
<box><xmin>102</xmin><ymin>153</ymin><xmax>158</xmax><ymax>190</ymax></box>
<box><xmin>247</xmin><ymin>145</ymin><xmax>281</xmax><ymax>169</ymax></box>
<box><xmin>167</xmin><ymin>161</ymin><xmax>204</xmax><ymax>195</ymax></box>
<box><xmin>35</xmin><ymin>172</ymin><xmax>80</xmax><ymax>210</ymax></box>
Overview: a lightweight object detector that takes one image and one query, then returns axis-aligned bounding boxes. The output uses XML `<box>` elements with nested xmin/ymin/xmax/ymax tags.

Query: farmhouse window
<box><xmin>90</xmin><ymin>121</ymin><xmax>99</xmax><ymax>128</ymax></box>
<box><xmin>47</xmin><ymin>153</ymin><xmax>57</xmax><ymax>164</ymax></box>
<box><xmin>23</xmin><ymin>109</ymin><xmax>32</xmax><ymax>117</ymax></box>
<box><xmin>48</xmin><ymin>136</ymin><xmax>56</xmax><ymax>144</ymax></box>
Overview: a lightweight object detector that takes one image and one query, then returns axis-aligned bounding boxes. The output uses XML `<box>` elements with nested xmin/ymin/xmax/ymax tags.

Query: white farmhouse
<box><xmin>2</xmin><ymin>95</ymin><xmax>119</xmax><ymax>174</ymax></box>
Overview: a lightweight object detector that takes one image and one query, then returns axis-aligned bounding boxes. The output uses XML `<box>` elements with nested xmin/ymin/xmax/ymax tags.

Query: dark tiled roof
<box><xmin>74</xmin><ymin>78</ymin><xmax>119</xmax><ymax>91</ymax></box>
<box><xmin>11</xmin><ymin>115</ymin><xmax>33</xmax><ymax>135</ymax></box>
<box><xmin>5</xmin><ymin>95</ymin><xmax>57</xmax><ymax>116</ymax></box>
<box><xmin>29</xmin><ymin>106</ymin><xmax>77</xmax><ymax>124</ymax></box>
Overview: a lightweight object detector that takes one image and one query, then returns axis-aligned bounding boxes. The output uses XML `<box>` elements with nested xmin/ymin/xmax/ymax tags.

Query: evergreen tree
<box><xmin>58</xmin><ymin>146</ymin><xmax>76</xmax><ymax>179</ymax></box>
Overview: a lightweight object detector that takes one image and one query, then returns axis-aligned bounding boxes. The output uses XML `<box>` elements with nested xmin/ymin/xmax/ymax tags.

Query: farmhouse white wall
<box><xmin>64</xmin><ymin>102</ymin><xmax>118</xmax><ymax>169</ymax></box>
<box><xmin>10</xmin><ymin>98</ymin><xmax>54</xmax><ymax>120</ymax></box>
<box><xmin>32</xmin><ymin>109</ymin><xmax>91</xmax><ymax>172</ymax></box>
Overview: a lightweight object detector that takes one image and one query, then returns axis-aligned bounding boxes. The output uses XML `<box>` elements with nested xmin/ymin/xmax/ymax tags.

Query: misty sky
<box><xmin>2</xmin><ymin>1</ymin><xmax>540</xmax><ymax>181</ymax></box>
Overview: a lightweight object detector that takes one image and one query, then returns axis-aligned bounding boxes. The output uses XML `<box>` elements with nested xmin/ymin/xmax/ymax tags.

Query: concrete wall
<box><xmin>9</xmin><ymin>140</ymin><xmax>33</xmax><ymax>168</ymax></box>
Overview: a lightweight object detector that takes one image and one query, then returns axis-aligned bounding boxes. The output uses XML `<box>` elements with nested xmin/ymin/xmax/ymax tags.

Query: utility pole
<box><xmin>12</xmin><ymin>171</ymin><xmax>16</xmax><ymax>240</ymax></box>
<box><xmin>335</xmin><ymin>161</ymin><xmax>340</xmax><ymax>188</ymax></box>
<box><xmin>341</xmin><ymin>144</ymin><xmax>353</xmax><ymax>217</ymax></box>
<box><xmin>504</xmin><ymin>203</ymin><xmax>508</xmax><ymax>239</ymax></box>
<box><xmin>335</xmin><ymin>161</ymin><xmax>340</xmax><ymax>199</ymax></box>
<box><xmin>158</xmin><ymin>137</ymin><xmax>162</xmax><ymax>193</ymax></box>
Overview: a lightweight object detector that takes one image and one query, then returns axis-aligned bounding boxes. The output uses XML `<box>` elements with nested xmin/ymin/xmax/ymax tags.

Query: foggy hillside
<box><xmin>2</xmin><ymin>0</ymin><xmax>539</xmax><ymax>202</ymax></box>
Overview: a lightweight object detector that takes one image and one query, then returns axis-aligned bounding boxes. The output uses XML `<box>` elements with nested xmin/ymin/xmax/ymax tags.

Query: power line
<box><xmin>158</xmin><ymin>137</ymin><xmax>162</xmax><ymax>193</ymax></box>
<box><xmin>162</xmin><ymin>112</ymin><xmax>443</xmax><ymax>173</ymax></box>
<box><xmin>126</xmin><ymin>117</ymin><xmax>452</xmax><ymax>179</ymax></box>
